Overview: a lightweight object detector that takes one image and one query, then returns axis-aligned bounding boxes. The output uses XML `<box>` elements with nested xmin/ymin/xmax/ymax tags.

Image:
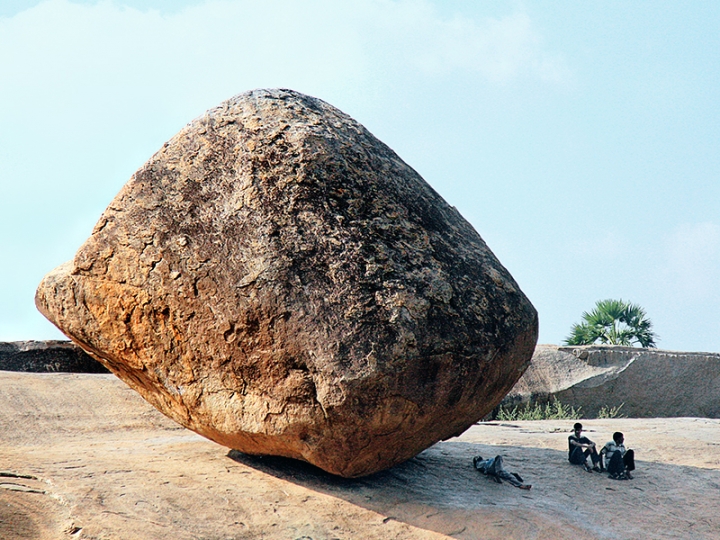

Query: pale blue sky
<box><xmin>2</xmin><ymin>0</ymin><xmax>719</xmax><ymax>352</ymax></box>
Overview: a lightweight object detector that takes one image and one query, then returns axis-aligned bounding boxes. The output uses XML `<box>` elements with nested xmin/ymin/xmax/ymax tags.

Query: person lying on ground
<box><xmin>472</xmin><ymin>455</ymin><xmax>532</xmax><ymax>490</ymax></box>
<box><xmin>601</xmin><ymin>431</ymin><xmax>635</xmax><ymax>480</ymax></box>
<box><xmin>568</xmin><ymin>422</ymin><xmax>602</xmax><ymax>472</ymax></box>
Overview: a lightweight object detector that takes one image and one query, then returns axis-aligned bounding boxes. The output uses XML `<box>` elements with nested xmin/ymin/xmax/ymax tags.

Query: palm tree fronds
<box><xmin>563</xmin><ymin>299</ymin><xmax>658</xmax><ymax>348</ymax></box>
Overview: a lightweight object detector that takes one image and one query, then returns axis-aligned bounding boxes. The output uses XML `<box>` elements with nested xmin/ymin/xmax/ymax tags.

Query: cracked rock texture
<box><xmin>35</xmin><ymin>88</ymin><xmax>538</xmax><ymax>477</ymax></box>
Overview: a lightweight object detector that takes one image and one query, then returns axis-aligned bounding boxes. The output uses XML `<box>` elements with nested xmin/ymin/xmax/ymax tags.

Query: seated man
<box><xmin>472</xmin><ymin>455</ymin><xmax>531</xmax><ymax>490</ymax></box>
<box><xmin>601</xmin><ymin>431</ymin><xmax>635</xmax><ymax>480</ymax></box>
<box><xmin>568</xmin><ymin>422</ymin><xmax>601</xmax><ymax>472</ymax></box>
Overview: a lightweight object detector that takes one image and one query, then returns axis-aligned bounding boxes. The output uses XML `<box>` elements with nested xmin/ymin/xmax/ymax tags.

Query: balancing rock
<box><xmin>36</xmin><ymin>89</ymin><xmax>538</xmax><ymax>477</ymax></box>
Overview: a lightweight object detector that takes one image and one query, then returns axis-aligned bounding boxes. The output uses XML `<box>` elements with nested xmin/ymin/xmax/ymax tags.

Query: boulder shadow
<box><xmin>228</xmin><ymin>441</ymin><xmax>555</xmax><ymax>538</ymax></box>
<box><xmin>228</xmin><ymin>439</ymin><xmax>720</xmax><ymax>539</ymax></box>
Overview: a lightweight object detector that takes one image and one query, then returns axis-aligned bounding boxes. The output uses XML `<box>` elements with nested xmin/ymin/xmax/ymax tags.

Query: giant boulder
<box><xmin>36</xmin><ymin>89</ymin><xmax>537</xmax><ymax>477</ymax></box>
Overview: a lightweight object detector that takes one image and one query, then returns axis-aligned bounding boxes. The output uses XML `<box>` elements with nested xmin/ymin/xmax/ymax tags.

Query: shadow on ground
<box><xmin>228</xmin><ymin>442</ymin><xmax>587</xmax><ymax>538</ymax></box>
<box><xmin>229</xmin><ymin>439</ymin><xmax>720</xmax><ymax>539</ymax></box>
<box><xmin>229</xmin><ymin>441</ymin><xmax>528</xmax><ymax>509</ymax></box>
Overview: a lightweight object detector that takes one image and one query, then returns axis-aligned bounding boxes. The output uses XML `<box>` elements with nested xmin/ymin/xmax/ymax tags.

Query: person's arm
<box><xmin>601</xmin><ymin>442</ymin><xmax>614</xmax><ymax>457</ymax></box>
<box><xmin>570</xmin><ymin>436</ymin><xmax>594</xmax><ymax>449</ymax></box>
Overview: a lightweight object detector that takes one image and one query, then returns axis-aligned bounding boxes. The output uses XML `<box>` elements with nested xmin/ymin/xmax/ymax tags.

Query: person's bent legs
<box><xmin>490</xmin><ymin>455</ymin><xmax>531</xmax><ymax>489</ymax></box>
<box><xmin>570</xmin><ymin>447</ymin><xmax>599</xmax><ymax>471</ymax></box>
<box><xmin>623</xmin><ymin>449</ymin><xmax>635</xmax><ymax>471</ymax></box>
<box><xmin>623</xmin><ymin>449</ymin><xmax>635</xmax><ymax>478</ymax></box>
<box><xmin>606</xmin><ymin>452</ymin><xmax>625</xmax><ymax>478</ymax></box>
<box><xmin>588</xmin><ymin>447</ymin><xmax>601</xmax><ymax>471</ymax></box>
<box><xmin>569</xmin><ymin>446</ymin><xmax>587</xmax><ymax>465</ymax></box>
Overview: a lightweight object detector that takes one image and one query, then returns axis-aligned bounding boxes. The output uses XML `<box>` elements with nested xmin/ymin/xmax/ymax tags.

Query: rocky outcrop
<box><xmin>503</xmin><ymin>345</ymin><xmax>720</xmax><ymax>418</ymax></box>
<box><xmin>35</xmin><ymin>88</ymin><xmax>537</xmax><ymax>477</ymax></box>
<box><xmin>0</xmin><ymin>341</ymin><xmax>108</xmax><ymax>373</ymax></box>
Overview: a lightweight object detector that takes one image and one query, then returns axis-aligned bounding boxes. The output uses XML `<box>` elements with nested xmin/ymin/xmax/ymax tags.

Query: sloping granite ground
<box><xmin>2</xmin><ymin>371</ymin><xmax>719</xmax><ymax>539</ymax></box>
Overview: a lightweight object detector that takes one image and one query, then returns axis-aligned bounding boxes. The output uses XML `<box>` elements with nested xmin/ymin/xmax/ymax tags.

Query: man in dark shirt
<box><xmin>568</xmin><ymin>422</ymin><xmax>602</xmax><ymax>472</ymax></box>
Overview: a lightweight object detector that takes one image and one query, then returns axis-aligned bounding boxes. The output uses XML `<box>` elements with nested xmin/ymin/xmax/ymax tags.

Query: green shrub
<box><xmin>494</xmin><ymin>399</ymin><xmax>627</xmax><ymax>421</ymax></box>
<box><xmin>597</xmin><ymin>403</ymin><xmax>626</xmax><ymax>419</ymax></box>
<box><xmin>496</xmin><ymin>399</ymin><xmax>582</xmax><ymax>421</ymax></box>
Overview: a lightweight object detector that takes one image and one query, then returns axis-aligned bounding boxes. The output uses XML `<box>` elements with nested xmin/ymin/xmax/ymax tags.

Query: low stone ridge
<box><xmin>35</xmin><ymin>88</ymin><xmax>538</xmax><ymax>477</ymax></box>
<box><xmin>0</xmin><ymin>341</ymin><xmax>108</xmax><ymax>373</ymax></box>
<box><xmin>502</xmin><ymin>344</ymin><xmax>720</xmax><ymax>418</ymax></box>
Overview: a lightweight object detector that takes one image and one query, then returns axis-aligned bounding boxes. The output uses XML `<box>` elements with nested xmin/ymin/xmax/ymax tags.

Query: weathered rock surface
<box><xmin>503</xmin><ymin>344</ymin><xmax>720</xmax><ymax>418</ymax></box>
<box><xmin>35</xmin><ymin>88</ymin><xmax>538</xmax><ymax>477</ymax></box>
<box><xmin>0</xmin><ymin>341</ymin><xmax>108</xmax><ymax>373</ymax></box>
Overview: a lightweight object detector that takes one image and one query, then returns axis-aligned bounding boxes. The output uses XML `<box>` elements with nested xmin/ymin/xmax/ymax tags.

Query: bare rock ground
<box><xmin>2</xmin><ymin>371</ymin><xmax>719</xmax><ymax>539</ymax></box>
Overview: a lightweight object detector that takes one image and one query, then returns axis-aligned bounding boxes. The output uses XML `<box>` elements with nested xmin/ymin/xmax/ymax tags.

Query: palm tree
<box><xmin>564</xmin><ymin>299</ymin><xmax>658</xmax><ymax>348</ymax></box>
